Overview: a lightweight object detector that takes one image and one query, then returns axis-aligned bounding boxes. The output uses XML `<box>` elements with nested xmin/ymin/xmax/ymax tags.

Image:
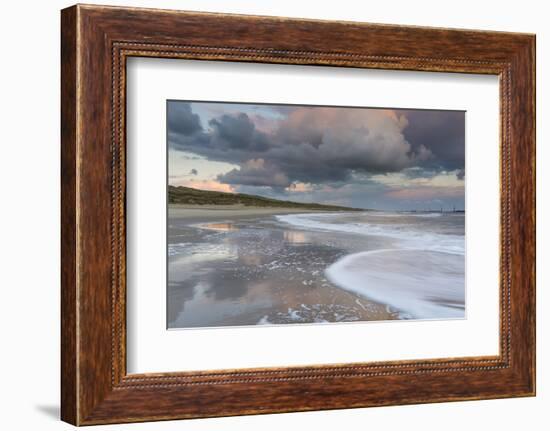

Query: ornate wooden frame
<box><xmin>61</xmin><ymin>4</ymin><xmax>536</xmax><ymax>425</ymax></box>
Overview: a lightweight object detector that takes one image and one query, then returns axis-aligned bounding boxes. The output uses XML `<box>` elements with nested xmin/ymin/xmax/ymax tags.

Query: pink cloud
<box><xmin>249</xmin><ymin>114</ymin><xmax>278</xmax><ymax>133</ymax></box>
<box><xmin>286</xmin><ymin>182</ymin><xmax>313</xmax><ymax>193</ymax></box>
<box><xmin>174</xmin><ymin>179</ymin><xmax>235</xmax><ymax>193</ymax></box>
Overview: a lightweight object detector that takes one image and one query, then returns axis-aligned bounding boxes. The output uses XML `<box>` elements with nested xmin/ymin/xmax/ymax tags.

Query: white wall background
<box><xmin>0</xmin><ymin>0</ymin><xmax>546</xmax><ymax>429</ymax></box>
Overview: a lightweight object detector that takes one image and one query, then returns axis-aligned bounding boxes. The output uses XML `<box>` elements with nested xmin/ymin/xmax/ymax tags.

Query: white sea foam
<box><xmin>256</xmin><ymin>303</ymin><xmax>362</xmax><ymax>325</ymax></box>
<box><xmin>325</xmin><ymin>249</ymin><xmax>465</xmax><ymax>319</ymax></box>
<box><xmin>276</xmin><ymin>213</ymin><xmax>464</xmax><ymax>255</ymax></box>
<box><xmin>277</xmin><ymin>212</ymin><xmax>465</xmax><ymax>319</ymax></box>
<box><xmin>168</xmin><ymin>242</ymin><xmax>192</xmax><ymax>257</ymax></box>
<box><xmin>408</xmin><ymin>212</ymin><xmax>443</xmax><ymax>218</ymax></box>
<box><xmin>257</xmin><ymin>315</ymin><xmax>272</xmax><ymax>325</ymax></box>
<box><xmin>368</xmin><ymin>212</ymin><xmax>443</xmax><ymax>218</ymax></box>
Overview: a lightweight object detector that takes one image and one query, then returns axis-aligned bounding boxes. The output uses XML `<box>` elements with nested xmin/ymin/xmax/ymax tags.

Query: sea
<box><xmin>167</xmin><ymin>210</ymin><xmax>465</xmax><ymax>329</ymax></box>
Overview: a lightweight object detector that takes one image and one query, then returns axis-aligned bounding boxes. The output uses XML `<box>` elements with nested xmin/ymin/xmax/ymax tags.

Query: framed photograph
<box><xmin>61</xmin><ymin>4</ymin><xmax>535</xmax><ymax>425</ymax></box>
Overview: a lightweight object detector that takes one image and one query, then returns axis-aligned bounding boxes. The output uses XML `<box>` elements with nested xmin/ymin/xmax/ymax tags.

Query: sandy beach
<box><xmin>167</xmin><ymin>204</ymin><xmax>465</xmax><ymax>328</ymax></box>
<box><xmin>167</xmin><ymin>204</ymin><xmax>400</xmax><ymax>328</ymax></box>
<box><xmin>168</xmin><ymin>204</ymin><xmax>336</xmax><ymax>222</ymax></box>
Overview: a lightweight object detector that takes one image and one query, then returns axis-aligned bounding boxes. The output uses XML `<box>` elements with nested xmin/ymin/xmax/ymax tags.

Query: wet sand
<box><xmin>169</xmin><ymin>204</ymin><xmax>336</xmax><ymax>222</ymax></box>
<box><xmin>168</xmin><ymin>205</ymin><xmax>398</xmax><ymax>328</ymax></box>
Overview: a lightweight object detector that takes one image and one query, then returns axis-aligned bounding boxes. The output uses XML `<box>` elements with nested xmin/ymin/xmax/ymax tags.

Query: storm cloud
<box><xmin>219</xmin><ymin>159</ymin><xmax>290</xmax><ymax>188</ymax></box>
<box><xmin>168</xmin><ymin>102</ymin><xmax>461</xmax><ymax>189</ymax></box>
<box><xmin>402</xmin><ymin>109</ymin><xmax>465</xmax><ymax>175</ymax></box>
<box><xmin>167</xmin><ymin>102</ymin><xmax>202</xmax><ymax>136</ymax></box>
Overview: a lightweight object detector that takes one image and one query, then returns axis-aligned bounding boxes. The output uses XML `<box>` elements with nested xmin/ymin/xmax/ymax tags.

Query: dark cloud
<box><xmin>209</xmin><ymin>113</ymin><xmax>271</xmax><ymax>152</ymax></box>
<box><xmin>168</xmin><ymin>102</ymin><xmax>464</xmax><ymax>189</ymax></box>
<box><xmin>401</xmin><ymin>110</ymin><xmax>465</xmax><ymax>172</ymax></box>
<box><xmin>167</xmin><ymin>102</ymin><xmax>202</xmax><ymax>136</ymax></box>
<box><xmin>219</xmin><ymin>159</ymin><xmax>290</xmax><ymax>188</ymax></box>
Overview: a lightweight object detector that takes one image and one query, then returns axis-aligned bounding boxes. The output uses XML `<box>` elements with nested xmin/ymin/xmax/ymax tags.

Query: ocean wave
<box><xmin>408</xmin><ymin>212</ymin><xmax>443</xmax><ymax>218</ymax></box>
<box><xmin>275</xmin><ymin>213</ymin><xmax>464</xmax><ymax>255</ymax></box>
<box><xmin>368</xmin><ymin>212</ymin><xmax>443</xmax><ymax>218</ymax></box>
<box><xmin>325</xmin><ymin>249</ymin><xmax>465</xmax><ymax>319</ymax></box>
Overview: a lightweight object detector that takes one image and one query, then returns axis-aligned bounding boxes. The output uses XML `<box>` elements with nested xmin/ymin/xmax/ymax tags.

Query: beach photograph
<box><xmin>167</xmin><ymin>100</ymin><xmax>465</xmax><ymax>329</ymax></box>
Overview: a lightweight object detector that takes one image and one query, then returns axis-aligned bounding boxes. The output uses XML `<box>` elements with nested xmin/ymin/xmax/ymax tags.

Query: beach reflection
<box><xmin>168</xmin><ymin>208</ymin><xmax>465</xmax><ymax>328</ymax></box>
<box><xmin>199</xmin><ymin>222</ymin><xmax>239</xmax><ymax>232</ymax></box>
<box><xmin>167</xmin><ymin>212</ymin><xmax>401</xmax><ymax>328</ymax></box>
<box><xmin>284</xmin><ymin>230</ymin><xmax>308</xmax><ymax>244</ymax></box>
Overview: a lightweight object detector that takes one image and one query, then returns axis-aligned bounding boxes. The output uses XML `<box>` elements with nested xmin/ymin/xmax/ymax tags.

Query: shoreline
<box><xmin>167</xmin><ymin>206</ymin><xmax>397</xmax><ymax>327</ymax></box>
<box><xmin>167</xmin><ymin>206</ymin><xmax>464</xmax><ymax>327</ymax></box>
<box><xmin>168</xmin><ymin>203</ymin><xmax>355</xmax><ymax>222</ymax></box>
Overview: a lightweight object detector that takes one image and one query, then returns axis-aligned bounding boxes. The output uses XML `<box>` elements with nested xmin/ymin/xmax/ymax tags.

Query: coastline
<box><xmin>168</xmin><ymin>203</ymin><xmax>347</xmax><ymax>223</ymax></box>
<box><xmin>167</xmin><ymin>206</ymin><xmax>398</xmax><ymax>327</ymax></box>
<box><xmin>167</xmin><ymin>206</ymin><xmax>465</xmax><ymax>327</ymax></box>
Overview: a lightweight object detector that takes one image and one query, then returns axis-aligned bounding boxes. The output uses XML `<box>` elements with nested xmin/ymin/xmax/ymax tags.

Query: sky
<box><xmin>167</xmin><ymin>100</ymin><xmax>465</xmax><ymax>211</ymax></box>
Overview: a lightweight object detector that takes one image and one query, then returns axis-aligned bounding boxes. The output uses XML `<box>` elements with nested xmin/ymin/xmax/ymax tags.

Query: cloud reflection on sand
<box><xmin>168</xmin><ymin>208</ymin><xmax>464</xmax><ymax>329</ymax></box>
